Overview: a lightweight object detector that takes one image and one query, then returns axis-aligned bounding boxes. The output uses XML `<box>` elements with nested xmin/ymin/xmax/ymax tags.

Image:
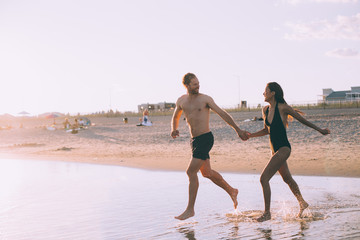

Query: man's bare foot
<box><xmin>231</xmin><ymin>188</ymin><xmax>239</xmax><ymax>209</ymax></box>
<box><xmin>297</xmin><ymin>201</ymin><xmax>309</xmax><ymax>218</ymax></box>
<box><xmin>256</xmin><ymin>212</ymin><xmax>271</xmax><ymax>222</ymax></box>
<box><xmin>175</xmin><ymin>209</ymin><xmax>195</xmax><ymax>220</ymax></box>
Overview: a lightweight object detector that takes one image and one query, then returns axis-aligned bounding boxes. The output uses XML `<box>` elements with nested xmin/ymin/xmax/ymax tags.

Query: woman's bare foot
<box><xmin>175</xmin><ymin>209</ymin><xmax>195</xmax><ymax>220</ymax></box>
<box><xmin>231</xmin><ymin>188</ymin><xmax>239</xmax><ymax>209</ymax></box>
<box><xmin>297</xmin><ymin>201</ymin><xmax>309</xmax><ymax>218</ymax></box>
<box><xmin>256</xmin><ymin>212</ymin><xmax>271</xmax><ymax>222</ymax></box>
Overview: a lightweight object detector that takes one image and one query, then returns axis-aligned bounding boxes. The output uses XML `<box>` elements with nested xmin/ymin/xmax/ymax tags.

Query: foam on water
<box><xmin>0</xmin><ymin>158</ymin><xmax>359</xmax><ymax>239</ymax></box>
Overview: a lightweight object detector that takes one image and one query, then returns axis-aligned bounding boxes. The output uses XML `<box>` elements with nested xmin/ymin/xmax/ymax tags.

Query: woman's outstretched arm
<box><xmin>284</xmin><ymin>105</ymin><xmax>330</xmax><ymax>135</ymax></box>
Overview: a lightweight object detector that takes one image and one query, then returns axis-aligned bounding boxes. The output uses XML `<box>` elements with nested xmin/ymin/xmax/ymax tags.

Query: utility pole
<box><xmin>109</xmin><ymin>88</ymin><xmax>112</xmax><ymax>111</ymax></box>
<box><xmin>234</xmin><ymin>75</ymin><xmax>241</xmax><ymax>108</ymax></box>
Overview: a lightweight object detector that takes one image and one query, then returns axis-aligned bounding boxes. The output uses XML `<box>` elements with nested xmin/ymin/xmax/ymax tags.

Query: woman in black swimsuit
<box><xmin>249</xmin><ymin>82</ymin><xmax>330</xmax><ymax>222</ymax></box>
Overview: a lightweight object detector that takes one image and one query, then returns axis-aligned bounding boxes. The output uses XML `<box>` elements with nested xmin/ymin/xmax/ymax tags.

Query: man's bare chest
<box><xmin>181</xmin><ymin>101</ymin><xmax>207</xmax><ymax>115</ymax></box>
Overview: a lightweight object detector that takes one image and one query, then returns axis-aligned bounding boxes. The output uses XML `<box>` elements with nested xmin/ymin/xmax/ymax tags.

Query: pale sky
<box><xmin>0</xmin><ymin>0</ymin><xmax>359</xmax><ymax>116</ymax></box>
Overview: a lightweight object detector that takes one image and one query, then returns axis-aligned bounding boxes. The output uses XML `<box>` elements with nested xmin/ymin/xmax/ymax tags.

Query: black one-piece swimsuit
<box><xmin>265</xmin><ymin>103</ymin><xmax>291</xmax><ymax>153</ymax></box>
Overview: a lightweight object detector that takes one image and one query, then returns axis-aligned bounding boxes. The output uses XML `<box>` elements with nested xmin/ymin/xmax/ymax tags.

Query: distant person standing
<box><xmin>171</xmin><ymin>73</ymin><xmax>249</xmax><ymax>220</ymax></box>
<box><xmin>73</xmin><ymin>118</ymin><xmax>79</xmax><ymax>129</ymax></box>
<box><xmin>249</xmin><ymin>82</ymin><xmax>330</xmax><ymax>222</ymax></box>
<box><xmin>63</xmin><ymin>118</ymin><xmax>71</xmax><ymax>129</ymax></box>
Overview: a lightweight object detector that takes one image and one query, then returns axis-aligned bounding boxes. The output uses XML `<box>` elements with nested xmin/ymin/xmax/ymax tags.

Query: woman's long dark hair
<box><xmin>267</xmin><ymin>82</ymin><xmax>287</xmax><ymax>104</ymax></box>
<box><xmin>266</xmin><ymin>82</ymin><xmax>303</xmax><ymax>126</ymax></box>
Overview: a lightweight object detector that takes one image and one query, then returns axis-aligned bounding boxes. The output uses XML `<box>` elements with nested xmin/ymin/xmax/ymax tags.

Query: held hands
<box><xmin>320</xmin><ymin>128</ymin><xmax>330</xmax><ymax>135</ymax></box>
<box><xmin>237</xmin><ymin>129</ymin><xmax>250</xmax><ymax>141</ymax></box>
<box><xmin>247</xmin><ymin>132</ymin><xmax>254</xmax><ymax>138</ymax></box>
<box><xmin>171</xmin><ymin>130</ymin><xmax>180</xmax><ymax>139</ymax></box>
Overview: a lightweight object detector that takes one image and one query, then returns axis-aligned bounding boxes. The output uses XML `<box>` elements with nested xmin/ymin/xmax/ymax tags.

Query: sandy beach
<box><xmin>0</xmin><ymin>109</ymin><xmax>360</xmax><ymax>239</ymax></box>
<box><xmin>0</xmin><ymin>108</ymin><xmax>359</xmax><ymax>178</ymax></box>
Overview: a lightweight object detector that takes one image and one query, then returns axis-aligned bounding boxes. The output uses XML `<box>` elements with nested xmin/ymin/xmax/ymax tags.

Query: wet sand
<box><xmin>0</xmin><ymin>108</ymin><xmax>359</xmax><ymax>177</ymax></box>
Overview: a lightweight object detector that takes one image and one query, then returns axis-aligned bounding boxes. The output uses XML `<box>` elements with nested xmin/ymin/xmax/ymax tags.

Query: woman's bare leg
<box><xmin>278</xmin><ymin>162</ymin><xmax>309</xmax><ymax>217</ymax></box>
<box><xmin>257</xmin><ymin>147</ymin><xmax>291</xmax><ymax>222</ymax></box>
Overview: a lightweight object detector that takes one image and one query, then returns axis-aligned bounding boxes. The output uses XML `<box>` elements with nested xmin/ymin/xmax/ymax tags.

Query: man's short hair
<box><xmin>182</xmin><ymin>73</ymin><xmax>197</xmax><ymax>86</ymax></box>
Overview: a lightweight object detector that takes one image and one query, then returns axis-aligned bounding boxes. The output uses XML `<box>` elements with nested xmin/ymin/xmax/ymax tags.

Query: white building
<box><xmin>322</xmin><ymin>86</ymin><xmax>360</xmax><ymax>102</ymax></box>
<box><xmin>138</xmin><ymin>102</ymin><xmax>176</xmax><ymax>113</ymax></box>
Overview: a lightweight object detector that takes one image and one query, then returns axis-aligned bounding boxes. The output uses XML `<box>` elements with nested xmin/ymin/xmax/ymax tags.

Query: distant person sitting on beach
<box><xmin>78</xmin><ymin>118</ymin><xmax>85</xmax><ymax>128</ymax></box>
<box><xmin>143</xmin><ymin>109</ymin><xmax>149</xmax><ymax>119</ymax></box>
<box><xmin>123</xmin><ymin>117</ymin><xmax>128</xmax><ymax>124</ymax></box>
<box><xmin>143</xmin><ymin>109</ymin><xmax>151</xmax><ymax>124</ymax></box>
<box><xmin>253</xmin><ymin>116</ymin><xmax>263</xmax><ymax>121</ymax></box>
<box><xmin>137</xmin><ymin>109</ymin><xmax>152</xmax><ymax>126</ymax></box>
<box><xmin>248</xmin><ymin>82</ymin><xmax>330</xmax><ymax>222</ymax></box>
<box><xmin>171</xmin><ymin>72</ymin><xmax>250</xmax><ymax>221</ymax></box>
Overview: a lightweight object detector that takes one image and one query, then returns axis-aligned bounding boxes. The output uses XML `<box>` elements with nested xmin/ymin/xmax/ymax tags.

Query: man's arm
<box><xmin>171</xmin><ymin>100</ymin><xmax>183</xmax><ymax>139</ymax></box>
<box><xmin>207</xmin><ymin>96</ymin><xmax>249</xmax><ymax>140</ymax></box>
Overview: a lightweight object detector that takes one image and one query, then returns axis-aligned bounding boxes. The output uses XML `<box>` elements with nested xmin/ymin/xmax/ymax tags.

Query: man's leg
<box><xmin>175</xmin><ymin>157</ymin><xmax>204</xmax><ymax>220</ymax></box>
<box><xmin>200</xmin><ymin>159</ymin><xmax>238</xmax><ymax>209</ymax></box>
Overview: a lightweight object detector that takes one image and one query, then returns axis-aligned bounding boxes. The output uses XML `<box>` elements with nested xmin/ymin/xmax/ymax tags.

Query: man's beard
<box><xmin>190</xmin><ymin>88</ymin><xmax>199</xmax><ymax>94</ymax></box>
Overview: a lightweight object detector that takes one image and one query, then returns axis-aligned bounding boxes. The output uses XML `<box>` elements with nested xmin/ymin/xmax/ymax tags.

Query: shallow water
<box><xmin>0</xmin><ymin>159</ymin><xmax>359</xmax><ymax>240</ymax></box>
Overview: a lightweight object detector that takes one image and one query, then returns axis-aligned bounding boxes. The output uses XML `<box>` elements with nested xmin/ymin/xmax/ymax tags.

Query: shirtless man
<box><xmin>171</xmin><ymin>73</ymin><xmax>249</xmax><ymax>220</ymax></box>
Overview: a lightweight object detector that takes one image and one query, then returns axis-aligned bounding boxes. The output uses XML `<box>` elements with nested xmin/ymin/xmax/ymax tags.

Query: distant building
<box><xmin>138</xmin><ymin>102</ymin><xmax>176</xmax><ymax>113</ymax></box>
<box><xmin>322</xmin><ymin>86</ymin><xmax>360</xmax><ymax>102</ymax></box>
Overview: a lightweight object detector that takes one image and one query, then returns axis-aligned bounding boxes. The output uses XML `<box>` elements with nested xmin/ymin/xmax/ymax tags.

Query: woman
<box><xmin>249</xmin><ymin>82</ymin><xmax>330</xmax><ymax>222</ymax></box>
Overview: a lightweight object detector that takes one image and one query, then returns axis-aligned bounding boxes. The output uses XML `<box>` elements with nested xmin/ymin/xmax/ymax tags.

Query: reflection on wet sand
<box><xmin>257</xmin><ymin>228</ymin><xmax>272</xmax><ymax>240</ymax></box>
<box><xmin>0</xmin><ymin>159</ymin><xmax>359</xmax><ymax>239</ymax></box>
<box><xmin>177</xmin><ymin>226</ymin><xmax>196</xmax><ymax>240</ymax></box>
<box><xmin>225</xmin><ymin>209</ymin><xmax>320</xmax><ymax>240</ymax></box>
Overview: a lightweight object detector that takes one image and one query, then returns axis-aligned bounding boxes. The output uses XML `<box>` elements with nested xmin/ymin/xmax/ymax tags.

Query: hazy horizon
<box><xmin>1</xmin><ymin>0</ymin><xmax>359</xmax><ymax>116</ymax></box>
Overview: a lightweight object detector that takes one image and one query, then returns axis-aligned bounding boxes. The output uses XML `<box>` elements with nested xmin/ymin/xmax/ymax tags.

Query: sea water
<box><xmin>0</xmin><ymin>159</ymin><xmax>359</xmax><ymax>240</ymax></box>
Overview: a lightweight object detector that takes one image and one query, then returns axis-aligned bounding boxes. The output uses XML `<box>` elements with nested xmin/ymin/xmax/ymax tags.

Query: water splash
<box><xmin>226</xmin><ymin>208</ymin><xmax>263</xmax><ymax>223</ymax></box>
<box><xmin>274</xmin><ymin>201</ymin><xmax>327</xmax><ymax>223</ymax></box>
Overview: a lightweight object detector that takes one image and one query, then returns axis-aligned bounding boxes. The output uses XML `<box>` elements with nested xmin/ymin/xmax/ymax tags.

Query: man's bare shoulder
<box><xmin>198</xmin><ymin>93</ymin><xmax>210</xmax><ymax>98</ymax></box>
<box><xmin>177</xmin><ymin>94</ymin><xmax>189</xmax><ymax>103</ymax></box>
<box><xmin>178</xmin><ymin>93</ymin><xmax>211</xmax><ymax>101</ymax></box>
<box><xmin>198</xmin><ymin>93</ymin><xmax>213</xmax><ymax>102</ymax></box>
<box><xmin>176</xmin><ymin>94</ymin><xmax>189</xmax><ymax>109</ymax></box>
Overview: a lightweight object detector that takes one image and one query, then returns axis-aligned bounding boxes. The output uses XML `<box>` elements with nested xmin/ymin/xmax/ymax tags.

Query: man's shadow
<box><xmin>177</xmin><ymin>226</ymin><xmax>196</xmax><ymax>240</ymax></box>
<box><xmin>257</xmin><ymin>227</ymin><xmax>273</xmax><ymax>240</ymax></box>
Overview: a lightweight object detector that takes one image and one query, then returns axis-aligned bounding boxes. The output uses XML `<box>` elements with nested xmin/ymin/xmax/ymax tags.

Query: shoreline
<box><xmin>1</xmin><ymin>152</ymin><xmax>359</xmax><ymax>179</ymax></box>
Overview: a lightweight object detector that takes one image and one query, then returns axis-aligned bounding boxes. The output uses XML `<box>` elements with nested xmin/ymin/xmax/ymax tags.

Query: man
<box><xmin>171</xmin><ymin>73</ymin><xmax>249</xmax><ymax>220</ymax></box>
